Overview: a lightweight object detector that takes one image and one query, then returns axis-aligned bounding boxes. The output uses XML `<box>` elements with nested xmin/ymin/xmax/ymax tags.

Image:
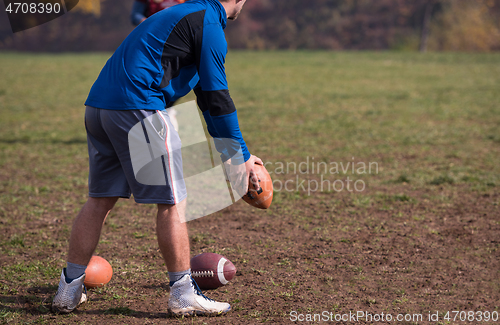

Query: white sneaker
<box><xmin>52</xmin><ymin>269</ymin><xmax>87</xmax><ymax>314</ymax></box>
<box><xmin>168</xmin><ymin>274</ymin><xmax>231</xmax><ymax>316</ymax></box>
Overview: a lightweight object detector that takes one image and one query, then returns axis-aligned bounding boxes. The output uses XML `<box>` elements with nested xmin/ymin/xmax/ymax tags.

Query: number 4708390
<box><xmin>444</xmin><ymin>311</ymin><xmax>498</xmax><ymax>322</ymax></box>
<box><xmin>5</xmin><ymin>2</ymin><xmax>61</xmax><ymax>14</ymax></box>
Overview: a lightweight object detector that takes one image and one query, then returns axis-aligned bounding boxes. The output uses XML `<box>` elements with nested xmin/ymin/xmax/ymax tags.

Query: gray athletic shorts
<box><xmin>85</xmin><ymin>106</ymin><xmax>187</xmax><ymax>205</ymax></box>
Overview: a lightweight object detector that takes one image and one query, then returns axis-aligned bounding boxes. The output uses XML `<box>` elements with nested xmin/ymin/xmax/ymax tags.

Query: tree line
<box><xmin>1</xmin><ymin>0</ymin><xmax>499</xmax><ymax>52</ymax></box>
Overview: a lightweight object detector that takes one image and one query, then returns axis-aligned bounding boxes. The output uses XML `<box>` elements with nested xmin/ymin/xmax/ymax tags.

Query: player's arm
<box><xmin>195</xmin><ymin>23</ymin><xmax>262</xmax><ymax>188</ymax></box>
<box><xmin>194</xmin><ymin>23</ymin><xmax>252</xmax><ymax>165</ymax></box>
<box><xmin>131</xmin><ymin>0</ymin><xmax>147</xmax><ymax>26</ymax></box>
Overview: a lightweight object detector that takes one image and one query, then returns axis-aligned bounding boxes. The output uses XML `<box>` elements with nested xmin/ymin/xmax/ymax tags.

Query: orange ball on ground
<box><xmin>84</xmin><ymin>256</ymin><xmax>113</xmax><ymax>288</ymax></box>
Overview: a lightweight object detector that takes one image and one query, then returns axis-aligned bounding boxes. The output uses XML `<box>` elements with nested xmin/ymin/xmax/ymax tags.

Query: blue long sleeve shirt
<box><xmin>85</xmin><ymin>0</ymin><xmax>250</xmax><ymax>162</ymax></box>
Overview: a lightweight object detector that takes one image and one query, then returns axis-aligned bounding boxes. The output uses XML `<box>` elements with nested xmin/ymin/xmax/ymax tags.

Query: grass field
<box><xmin>0</xmin><ymin>51</ymin><xmax>499</xmax><ymax>324</ymax></box>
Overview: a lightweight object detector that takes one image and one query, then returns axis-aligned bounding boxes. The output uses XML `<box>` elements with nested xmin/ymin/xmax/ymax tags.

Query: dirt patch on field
<box><xmin>1</xmin><ymin>185</ymin><xmax>499</xmax><ymax>324</ymax></box>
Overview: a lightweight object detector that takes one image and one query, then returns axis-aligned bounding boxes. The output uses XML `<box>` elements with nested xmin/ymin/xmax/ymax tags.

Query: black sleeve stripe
<box><xmin>159</xmin><ymin>10</ymin><xmax>206</xmax><ymax>89</ymax></box>
<box><xmin>195</xmin><ymin>89</ymin><xmax>236</xmax><ymax>116</ymax></box>
<box><xmin>194</xmin><ymin>86</ymin><xmax>209</xmax><ymax>112</ymax></box>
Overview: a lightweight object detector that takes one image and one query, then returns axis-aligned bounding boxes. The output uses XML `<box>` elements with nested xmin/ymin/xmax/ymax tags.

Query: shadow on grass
<box><xmin>0</xmin><ymin>302</ymin><xmax>174</xmax><ymax>320</ymax></box>
<box><xmin>0</xmin><ymin>285</ymin><xmax>54</xmax><ymax>316</ymax></box>
<box><xmin>0</xmin><ymin>301</ymin><xmax>201</xmax><ymax>320</ymax></box>
<box><xmin>85</xmin><ymin>307</ymin><xmax>224</xmax><ymax>319</ymax></box>
<box><xmin>1</xmin><ymin>295</ymin><xmax>51</xmax><ymax>315</ymax></box>
<box><xmin>0</xmin><ymin>285</ymin><xmax>182</xmax><ymax>320</ymax></box>
<box><xmin>90</xmin><ymin>307</ymin><xmax>170</xmax><ymax>318</ymax></box>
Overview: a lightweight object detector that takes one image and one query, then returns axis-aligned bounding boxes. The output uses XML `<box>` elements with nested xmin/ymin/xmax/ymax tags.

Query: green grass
<box><xmin>226</xmin><ymin>51</ymin><xmax>500</xmax><ymax>191</ymax></box>
<box><xmin>0</xmin><ymin>51</ymin><xmax>499</xmax><ymax>323</ymax></box>
<box><xmin>1</xmin><ymin>51</ymin><xmax>499</xmax><ymax>196</ymax></box>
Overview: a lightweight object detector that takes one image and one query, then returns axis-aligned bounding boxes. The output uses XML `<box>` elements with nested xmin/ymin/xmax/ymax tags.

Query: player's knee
<box><xmin>88</xmin><ymin>197</ymin><xmax>118</xmax><ymax>210</ymax></box>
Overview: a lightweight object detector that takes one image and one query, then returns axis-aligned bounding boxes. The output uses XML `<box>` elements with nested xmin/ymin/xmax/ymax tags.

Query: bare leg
<box><xmin>156</xmin><ymin>199</ymin><xmax>190</xmax><ymax>272</ymax></box>
<box><xmin>162</xmin><ymin>199</ymin><xmax>231</xmax><ymax>315</ymax></box>
<box><xmin>67</xmin><ymin>197</ymin><xmax>118</xmax><ymax>266</ymax></box>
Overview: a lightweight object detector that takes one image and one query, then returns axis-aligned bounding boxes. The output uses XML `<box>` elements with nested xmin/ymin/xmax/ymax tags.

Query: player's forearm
<box><xmin>195</xmin><ymin>87</ymin><xmax>250</xmax><ymax>163</ymax></box>
<box><xmin>202</xmin><ymin>110</ymin><xmax>250</xmax><ymax>164</ymax></box>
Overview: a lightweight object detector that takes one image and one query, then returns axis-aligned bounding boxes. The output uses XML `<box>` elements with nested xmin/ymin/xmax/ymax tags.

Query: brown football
<box><xmin>191</xmin><ymin>253</ymin><xmax>236</xmax><ymax>290</ymax></box>
<box><xmin>242</xmin><ymin>163</ymin><xmax>273</xmax><ymax>209</ymax></box>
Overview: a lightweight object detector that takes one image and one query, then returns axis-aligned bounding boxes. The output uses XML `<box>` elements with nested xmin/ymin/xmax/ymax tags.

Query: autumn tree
<box><xmin>73</xmin><ymin>0</ymin><xmax>104</xmax><ymax>17</ymax></box>
<box><xmin>428</xmin><ymin>0</ymin><xmax>500</xmax><ymax>51</ymax></box>
<box><xmin>1</xmin><ymin>0</ymin><xmax>499</xmax><ymax>52</ymax></box>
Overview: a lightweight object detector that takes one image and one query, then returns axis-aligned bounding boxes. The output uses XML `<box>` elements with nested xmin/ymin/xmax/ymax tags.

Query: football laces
<box><xmin>192</xmin><ymin>270</ymin><xmax>214</xmax><ymax>278</ymax></box>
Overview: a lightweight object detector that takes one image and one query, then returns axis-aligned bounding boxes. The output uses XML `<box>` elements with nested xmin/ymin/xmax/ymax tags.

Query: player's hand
<box><xmin>246</xmin><ymin>155</ymin><xmax>263</xmax><ymax>192</ymax></box>
<box><xmin>223</xmin><ymin>155</ymin><xmax>263</xmax><ymax>199</ymax></box>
